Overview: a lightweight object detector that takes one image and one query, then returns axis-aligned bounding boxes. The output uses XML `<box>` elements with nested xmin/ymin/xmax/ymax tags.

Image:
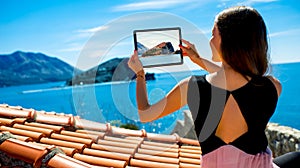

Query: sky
<box><xmin>1</xmin><ymin>0</ymin><xmax>300</xmax><ymax>71</ymax></box>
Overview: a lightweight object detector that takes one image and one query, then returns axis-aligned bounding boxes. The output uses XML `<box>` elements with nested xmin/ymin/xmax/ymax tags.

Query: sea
<box><xmin>0</xmin><ymin>62</ymin><xmax>299</xmax><ymax>134</ymax></box>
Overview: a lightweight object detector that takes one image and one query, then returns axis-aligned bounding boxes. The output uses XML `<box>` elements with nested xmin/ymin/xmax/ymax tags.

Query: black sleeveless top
<box><xmin>187</xmin><ymin>75</ymin><xmax>278</xmax><ymax>155</ymax></box>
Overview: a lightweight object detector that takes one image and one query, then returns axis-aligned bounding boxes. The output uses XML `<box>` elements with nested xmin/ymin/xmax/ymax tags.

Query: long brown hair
<box><xmin>216</xmin><ymin>6</ymin><xmax>269</xmax><ymax>78</ymax></box>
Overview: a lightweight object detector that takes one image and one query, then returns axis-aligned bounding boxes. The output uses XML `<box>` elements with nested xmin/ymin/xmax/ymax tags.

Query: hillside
<box><xmin>0</xmin><ymin>51</ymin><xmax>79</xmax><ymax>87</ymax></box>
<box><xmin>66</xmin><ymin>57</ymin><xmax>155</xmax><ymax>86</ymax></box>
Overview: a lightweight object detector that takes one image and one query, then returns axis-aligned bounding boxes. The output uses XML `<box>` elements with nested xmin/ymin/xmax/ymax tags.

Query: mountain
<box><xmin>66</xmin><ymin>57</ymin><xmax>155</xmax><ymax>86</ymax></box>
<box><xmin>0</xmin><ymin>51</ymin><xmax>80</xmax><ymax>87</ymax></box>
<box><xmin>141</xmin><ymin>42</ymin><xmax>178</xmax><ymax>57</ymax></box>
<box><xmin>137</xmin><ymin>42</ymin><xmax>148</xmax><ymax>55</ymax></box>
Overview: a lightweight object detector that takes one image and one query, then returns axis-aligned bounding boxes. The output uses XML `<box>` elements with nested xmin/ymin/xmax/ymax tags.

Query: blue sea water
<box><xmin>0</xmin><ymin>62</ymin><xmax>299</xmax><ymax>133</ymax></box>
<box><xmin>269</xmin><ymin>62</ymin><xmax>300</xmax><ymax>129</ymax></box>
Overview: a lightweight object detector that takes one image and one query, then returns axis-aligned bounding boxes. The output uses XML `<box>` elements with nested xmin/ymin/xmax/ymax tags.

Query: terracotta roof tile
<box><xmin>180</xmin><ymin>162</ymin><xmax>202</xmax><ymax>168</ymax></box>
<box><xmin>13</xmin><ymin>117</ymin><xmax>28</xmax><ymax>124</ymax></box>
<box><xmin>0</xmin><ymin>137</ymin><xmax>49</xmax><ymax>167</ymax></box>
<box><xmin>35</xmin><ymin>112</ymin><xmax>74</xmax><ymax>126</ymax></box>
<box><xmin>142</xmin><ymin>140</ymin><xmax>178</xmax><ymax>148</ymax></box>
<box><xmin>47</xmin><ymin>153</ymin><xmax>106</xmax><ymax>168</ymax></box>
<box><xmin>0</xmin><ymin>126</ymin><xmax>45</xmax><ymax>141</ymax></box>
<box><xmin>133</xmin><ymin>153</ymin><xmax>179</xmax><ymax>164</ymax></box>
<box><xmin>179</xmin><ymin>156</ymin><xmax>201</xmax><ymax>165</ymax></box>
<box><xmin>30</xmin><ymin>142</ymin><xmax>78</xmax><ymax>157</ymax></box>
<box><xmin>8</xmin><ymin>133</ymin><xmax>33</xmax><ymax>142</ymax></box>
<box><xmin>97</xmin><ymin>139</ymin><xmax>139</xmax><ymax>149</ymax></box>
<box><xmin>13</xmin><ymin>123</ymin><xmax>54</xmax><ymax>137</ymax></box>
<box><xmin>73</xmin><ymin>153</ymin><xmax>127</xmax><ymax>167</ymax></box>
<box><xmin>129</xmin><ymin>158</ymin><xmax>179</xmax><ymax>168</ymax></box>
<box><xmin>0</xmin><ymin>117</ymin><xmax>16</xmax><ymax>126</ymax></box>
<box><xmin>76</xmin><ymin>129</ymin><xmax>106</xmax><ymax>139</ymax></box>
<box><xmin>0</xmin><ymin>104</ymin><xmax>201</xmax><ymax>167</ymax></box>
<box><xmin>39</xmin><ymin>137</ymin><xmax>87</xmax><ymax>153</ymax></box>
<box><xmin>180</xmin><ymin>137</ymin><xmax>201</xmax><ymax>146</ymax></box>
<box><xmin>110</xmin><ymin>127</ymin><xmax>146</xmax><ymax>137</ymax></box>
<box><xmin>91</xmin><ymin>143</ymin><xmax>136</xmax><ymax>155</ymax></box>
<box><xmin>61</xmin><ymin>130</ymin><xmax>99</xmax><ymax>142</ymax></box>
<box><xmin>179</xmin><ymin>151</ymin><xmax>202</xmax><ymax>159</ymax></box>
<box><xmin>124</xmin><ymin>136</ymin><xmax>144</xmax><ymax>141</ymax></box>
<box><xmin>50</xmin><ymin>133</ymin><xmax>93</xmax><ymax>147</ymax></box>
<box><xmin>0</xmin><ymin>106</ymin><xmax>35</xmax><ymax>119</ymax></box>
<box><xmin>137</xmin><ymin>148</ymin><xmax>179</xmax><ymax>158</ymax></box>
<box><xmin>140</xmin><ymin>143</ymin><xmax>179</xmax><ymax>153</ymax></box>
<box><xmin>146</xmin><ymin>132</ymin><xmax>179</xmax><ymax>142</ymax></box>
<box><xmin>74</xmin><ymin>117</ymin><xmax>108</xmax><ymax>131</ymax></box>
<box><xmin>25</xmin><ymin>122</ymin><xmax>64</xmax><ymax>133</ymax></box>
<box><xmin>103</xmin><ymin>136</ymin><xmax>142</xmax><ymax>145</ymax></box>
<box><xmin>82</xmin><ymin>148</ymin><xmax>131</xmax><ymax>161</ymax></box>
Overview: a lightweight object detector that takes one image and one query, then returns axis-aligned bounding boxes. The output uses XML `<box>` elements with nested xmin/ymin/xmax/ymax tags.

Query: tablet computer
<box><xmin>133</xmin><ymin>27</ymin><xmax>183</xmax><ymax>67</ymax></box>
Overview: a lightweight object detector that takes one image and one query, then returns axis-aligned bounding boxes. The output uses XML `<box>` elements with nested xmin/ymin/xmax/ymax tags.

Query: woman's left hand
<box><xmin>128</xmin><ymin>50</ymin><xmax>143</xmax><ymax>74</ymax></box>
<box><xmin>179</xmin><ymin>39</ymin><xmax>201</xmax><ymax>62</ymax></box>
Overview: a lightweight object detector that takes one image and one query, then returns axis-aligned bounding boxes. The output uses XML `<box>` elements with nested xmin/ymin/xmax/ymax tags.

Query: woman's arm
<box><xmin>180</xmin><ymin>39</ymin><xmax>221</xmax><ymax>73</ymax></box>
<box><xmin>137</xmin><ymin>76</ymin><xmax>190</xmax><ymax>122</ymax></box>
<box><xmin>128</xmin><ymin>51</ymin><xmax>189</xmax><ymax>122</ymax></box>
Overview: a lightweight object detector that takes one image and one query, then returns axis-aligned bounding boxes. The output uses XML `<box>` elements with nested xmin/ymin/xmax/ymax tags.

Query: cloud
<box><xmin>58</xmin><ymin>42</ymin><xmax>84</xmax><ymax>53</ymax></box>
<box><xmin>218</xmin><ymin>0</ymin><xmax>278</xmax><ymax>8</ymax></box>
<box><xmin>59</xmin><ymin>26</ymin><xmax>110</xmax><ymax>53</ymax></box>
<box><xmin>112</xmin><ymin>0</ymin><xmax>197</xmax><ymax>12</ymax></box>
<box><xmin>76</xmin><ymin>26</ymin><xmax>109</xmax><ymax>33</ymax></box>
<box><xmin>269</xmin><ymin>28</ymin><xmax>300</xmax><ymax>38</ymax></box>
<box><xmin>238</xmin><ymin>0</ymin><xmax>279</xmax><ymax>6</ymax></box>
<box><xmin>58</xmin><ymin>47</ymin><xmax>82</xmax><ymax>52</ymax></box>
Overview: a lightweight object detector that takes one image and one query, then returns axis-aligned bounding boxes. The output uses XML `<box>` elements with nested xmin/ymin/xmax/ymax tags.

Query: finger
<box><xmin>181</xmin><ymin>39</ymin><xmax>192</xmax><ymax>46</ymax></box>
<box><xmin>179</xmin><ymin>44</ymin><xmax>190</xmax><ymax>50</ymax></box>
<box><xmin>133</xmin><ymin>50</ymin><xmax>140</xmax><ymax>60</ymax></box>
<box><xmin>179</xmin><ymin>46</ymin><xmax>189</xmax><ymax>56</ymax></box>
<box><xmin>182</xmin><ymin>51</ymin><xmax>188</xmax><ymax>56</ymax></box>
<box><xmin>129</xmin><ymin>55</ymin><xmax>134</xmax><ymax>64</ymax></box>
<box><xmin>130</xmin><ymin>50</ymin><xmax>137</xmax><ymax>61</ymax></box>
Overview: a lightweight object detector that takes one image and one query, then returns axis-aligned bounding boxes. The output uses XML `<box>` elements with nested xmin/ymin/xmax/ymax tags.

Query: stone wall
<box><xmin>266</xmin><ymin>123</ymin><xmax>300</xmax><ymax>157</ymax></box>
<box><xmin>172</xmin><ymin>110</ymin><xmax>300</xmax><ymax>157</ymax></box>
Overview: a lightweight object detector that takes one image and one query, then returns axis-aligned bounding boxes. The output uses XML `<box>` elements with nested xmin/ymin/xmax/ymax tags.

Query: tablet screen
<box><xmin>133</xmin><ymin>27</ymin><xmax>183</xmax><ymax>67</ymax></box>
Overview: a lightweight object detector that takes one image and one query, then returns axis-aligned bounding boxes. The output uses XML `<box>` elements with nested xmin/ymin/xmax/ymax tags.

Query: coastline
<box><xmin>266</xmin><ymin>122</ymin><xmax>300</xmax><ymax>157</ymax></box>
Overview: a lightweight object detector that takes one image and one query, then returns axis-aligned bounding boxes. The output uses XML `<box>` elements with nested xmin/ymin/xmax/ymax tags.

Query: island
<box><xmin>66</xmin><ymin>57</ymin><xmax>155</xmax><ymax>86</ymax></box>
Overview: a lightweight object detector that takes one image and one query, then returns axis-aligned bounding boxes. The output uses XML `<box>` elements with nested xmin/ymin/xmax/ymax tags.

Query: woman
<box><xmin>128</xmin><ymin>6</ymin><xmax>281</xmax><ymax>167</ymax></box>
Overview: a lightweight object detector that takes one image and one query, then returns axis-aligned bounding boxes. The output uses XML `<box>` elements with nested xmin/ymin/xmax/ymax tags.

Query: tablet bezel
<box><xmin>133</xmin><ymin>27</ymin><xmax>183</xmax><ymax>68</ymax></box>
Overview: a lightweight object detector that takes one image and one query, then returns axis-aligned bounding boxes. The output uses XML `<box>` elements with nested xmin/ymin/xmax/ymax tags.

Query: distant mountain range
<box><xmin>0</xmin><ymin>51</ymin><xmax>80</xmax><ymax>87</ymax></box>
<box><xmin>0</xmin><ymin>51</ymin><xmax>154</xmax><ymax>87</ymax></box>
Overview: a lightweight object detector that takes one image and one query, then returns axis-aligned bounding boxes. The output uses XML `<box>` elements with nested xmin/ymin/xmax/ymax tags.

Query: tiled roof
<box><xmin>0</xmin><ymin>104</ymin><xmax>201</xmax><ymax>168</ymax></box>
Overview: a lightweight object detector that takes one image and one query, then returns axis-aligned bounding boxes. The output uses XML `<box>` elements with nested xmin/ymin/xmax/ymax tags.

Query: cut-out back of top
<box><xmin>187</xmin><ymin>75</ymin><xmax>278</xmax><ymax>155</ymax></box>
<box><xmin>215</xmin><ymin>94</ymin><xmax>248</xmax><ymax>144</ymax></box>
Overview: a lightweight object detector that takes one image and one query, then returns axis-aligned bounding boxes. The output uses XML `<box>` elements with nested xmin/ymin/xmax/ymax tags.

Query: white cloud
<box><xmin>112</xmin><ymin>0</ymin><xmax>197</xmax><ymax>12</ymax></box>
<box><xmin>248</xmin><ymin>0</ymin><xmax>278</xmax><ymax>3</ymax></box>
<box><xmin>218</xmin><ymin>0</ymin><xmax>278</xmax><ymax>7</ymax></box>
<box><xmin>238</xmin><ymin>0</ymin><xmax>279</xmax><ymax>5</ymax></box>
<box><xmin>58</xmin><ymin>42</ymin><xmax>84</xmax><ymax>53</ymax></box>
<box><xmin>76</xmin><ymin>26</ymin><xmax>109</xmax><ymax>33</ymax></box>
<box><xmin>58</xmin><ymin>47</ymin><xmax>82</xmax><ymax>52</ymax></box>
<box><xmin>59</xmin><ymin>26</ymin><xmax>110</xmax><ymax>53</ymax></box>
<box><xmin>269</xmin><ymin>28</ymin><xmax>300</xmax><ymax>38</ymax></box>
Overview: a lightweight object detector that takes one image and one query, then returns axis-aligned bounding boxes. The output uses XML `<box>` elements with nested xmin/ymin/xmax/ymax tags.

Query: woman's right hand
<box><xmin>128</xmin><ymin>50</ymin><xmax>144</xmax><ymax>74</ymax></box>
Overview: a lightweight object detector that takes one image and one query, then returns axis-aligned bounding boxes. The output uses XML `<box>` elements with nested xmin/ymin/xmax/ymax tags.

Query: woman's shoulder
<box><xmin>250</xmin><ymin>75</ymin><xmax>281</xmax><ymax>96</ymax></box>
<box><xmin>189</xmin><ymin>75</ymin><xmax>207</xmax><ymax>82</ymax></box>
<box><xmin>265</xmin><ymin>76</ymin><xmax>282</xmax><ymax>96</ymax></box>
<box><xmin>178</xmin><ymin>75</ymin><xmax>206</xmax><ymax>87</ymax></box>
